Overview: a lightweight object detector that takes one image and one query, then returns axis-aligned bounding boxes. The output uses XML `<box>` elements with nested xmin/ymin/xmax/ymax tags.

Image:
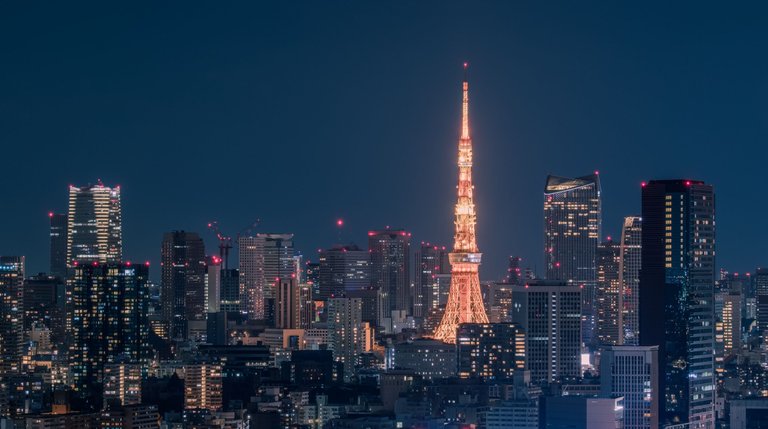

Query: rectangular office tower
<box><xmin>596</xmin><ymin>238</ymin><xmax>622</xmax><ymax>345</ymax></box>
<box><xmin>317</xmin><ymin>244</ymin><xmax>371</xmax><ymax>299</ymax></box>
<box><xmin>640</xmin><ymin>180</ymin><xmax>715</xmax><ymax>428</ymax></box>
<box><xmin>600</xmin><ymin>345</ymin><xmax>659</xmax><ymax>429</ymax></box>
<box><xmin>0</xmin><ymin>256</ymin><xmax>24</xmax><ymax>375</ymax></box>
<box><xmin>456</xmin><ymin>323</ymin><xmax>526</xmax><ymax>381</ymax></box>
<box><xmin>543</xmin><ymin>174</ymin><xmax>601</xmax><ymax>347</ymax></box>
<box><xmin>414</xmin><ymin>243</ymin><xmax>450</xmax><ymax>318</ymax></box>
<box><xmin>368</xmin><ymin>229</ymin><xmax>411</xmax><ymax>326</ymax></box>
<box><xmin>620</xmin><ymin>216</ymin><xmax>642</xmax><ymax>345</ymax></box>
<box><xmin>509</xmin><ymin>280</ymin><xmax>582</xmax><ymax>384</ymax></box>
<box><xmin>160</xmin><ymin>231</ymin><xmax>206</xmax><ymax>340</ymax></box>
<box><xmin>49</xmin><ymin>213</ymin><xmax>68</xmax><ymax>278</ymax></box>
<box><xmin>69</xmin><ymin>263</ymin><xmax>150</xmax><ymax>409</ymax></box>
<box><xmin>239</xmin><ymin>233</ymin><xmax>295</xmax><ymax>321</ymax></box>
<box><xmin>67</xmin><ymin>182</ymin><xmax>122</xmax><ymax>266</ymax></box>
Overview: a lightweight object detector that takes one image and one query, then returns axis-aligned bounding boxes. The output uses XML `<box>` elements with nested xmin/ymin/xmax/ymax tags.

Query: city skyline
<box><xmin>2</xmin><ymin>3</ymin><xmax>768</xmax><ymax>279</ymax></box>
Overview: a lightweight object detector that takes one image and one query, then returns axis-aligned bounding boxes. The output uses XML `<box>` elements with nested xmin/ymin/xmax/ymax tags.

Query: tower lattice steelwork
<box><xmin>433</xmin><ymin>65</ymin><xmax>489</xmax><ymax>343</ymax></box>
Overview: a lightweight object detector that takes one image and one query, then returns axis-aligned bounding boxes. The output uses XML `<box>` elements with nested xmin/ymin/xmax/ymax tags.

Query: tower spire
<box><xmin>462</xmin><ymin>62</ymin><xmax>470</xmax><ymax>140</ymax></box>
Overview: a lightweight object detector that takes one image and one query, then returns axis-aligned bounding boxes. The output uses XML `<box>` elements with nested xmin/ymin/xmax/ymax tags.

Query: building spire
<box><xmin>462</xmin><ymin>62</ymin><xmax>470</xmax><ymax>140</ymax></box>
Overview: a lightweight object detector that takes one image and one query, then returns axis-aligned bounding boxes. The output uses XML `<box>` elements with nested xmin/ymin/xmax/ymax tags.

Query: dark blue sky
<box><xmin>2</xmin><ymin>2</ymin><xmax>767</xmax><ymax>279</ymax></box>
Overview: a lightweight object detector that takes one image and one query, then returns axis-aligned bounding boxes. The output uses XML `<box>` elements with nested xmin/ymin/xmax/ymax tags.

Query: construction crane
<box><xmin>206</xmin><ymin>219</ymin><xmax>261</xmax><ymax>269</ymax></box>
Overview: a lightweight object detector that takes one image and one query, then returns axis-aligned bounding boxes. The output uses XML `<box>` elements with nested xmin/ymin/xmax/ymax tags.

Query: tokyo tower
<box><xmin>432</xmin><ymin>64</ymin><xmax>489</xmax><ymax>343</ymax></box>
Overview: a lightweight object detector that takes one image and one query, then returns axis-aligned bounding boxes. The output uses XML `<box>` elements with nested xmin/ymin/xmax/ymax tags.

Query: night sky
<box><xmin>2</xmin><ymin>2</ymin><xmax>768</xmax><ymax>280</ymax></box>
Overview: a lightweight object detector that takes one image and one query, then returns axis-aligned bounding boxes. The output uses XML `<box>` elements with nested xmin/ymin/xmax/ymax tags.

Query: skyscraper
<box><xmin>67</xmin><ymin>182</ymin><xmax>122</xmax><ymax>267</ymax></box>
<box><xmin>69</xmin><ymin>263</ymin><xmax>150</xmax><ymax>407</ymax></box>
<box><xmin>49</xmin><ymin>213</ymin><xmax>68</xmax><ymax>278</ymax></box>
<box><xmin>205</xmin><ymin>256</ymin><xmax>222</xmax><ymax>313</ymax></box>
<box><xmin>368</xmin><ymin>229</ymin><xmax>411</xmax><ymax>326</ymax></box>
<box><xmin>509</xmin><ymin>280</ymin><xmax>582</xmax><ymax>384</ymax></box>
<box><xmin>456</xmin><ymin>323</ymin><xmax>526</xmax><ymax>381</ymax></box>
<box><xmin>327</xmin><ymin>297</ymin><xmax>363</xmax><ymax>381</ymax></box>
<box><xmin>755</xmin><ymin>268</ymin><xmax>768</xmax><ymax>332</ymax></box>
<box><xmin>433</xmin><ymin>65</ymin><xmax>489</xmax><ymax>343</ymax></box>
<box><xmin>414</xmin><ymin>243</ymin><xmax>449</xmax><ymax>318</ymax></box>
<box><xmin>317</xmin><ymin>244</ymin><xmax>371</xmax><ymax>299</ymax></box>
<box><xmin>596</xmin><ymin>238</ymin><xmax>622</xmax><ymax>345</ymax></box>
<box><xmin>160</xmin><ymin>231</ymin><xmax>206</xmax><ymax>340</ymax></box>
<box><xmin>640</xmin><ymin>179</ymin><xmax>715</xmax><ymax>428</ymax></box>
<box><xmin>600</xmin><ymin>345</ymin><xmax>660</xmax><ymax>429</ymax></box>
<box><xmin>22</xmin><ymin>274</ymin><xmax>65</xmax><ymax>341</ymax></box>
<box><xmin>619</xmin><ymin>216</ymin><xmax>642</xmax><ymax>345</ymax></box>
<box><xmin>276</xmin><ymin>278</ymin><xmax>300</xmax><ymax>329</ymax></box>
<box><xmin>0</xmin><ymin>256</ymin><xmax>24</xmax><ymax>375</ymax></box>
<box><xmin>505</xmin><ymin>256</ymin><xmax>523</xmax><ymax>285</ymax></box>
<box><xmin>239</xmin><ymin>233</ymin><xmax>295</xmax><ymax>321</ymax></box>
<box><xmin>184</xmin><ymin>363</ymin><xmax>222</xmax><ymax>411</ymax></box>
<box><xmin>543</xmin><ymin>173</ymin><xmax>601</xmax><ymax>347</ymax></box>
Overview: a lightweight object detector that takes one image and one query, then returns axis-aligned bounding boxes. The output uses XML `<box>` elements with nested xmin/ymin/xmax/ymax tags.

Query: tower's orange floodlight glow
<box><xmin>432</xmin><ymin>64</ymin><xmax>489</xmax><ymax>343</ymax></box>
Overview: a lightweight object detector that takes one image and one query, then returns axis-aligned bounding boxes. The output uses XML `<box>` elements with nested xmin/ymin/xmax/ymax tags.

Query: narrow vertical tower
<box><xmin>433</xmin><ymin>64</ymin><xmax>489</xmax><ymax>343</ymax></box>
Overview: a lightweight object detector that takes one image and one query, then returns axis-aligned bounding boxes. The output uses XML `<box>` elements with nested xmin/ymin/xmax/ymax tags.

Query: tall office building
<box><xmin>756</xmin><ymin>268</ymin><xmax>768</xmax><ymax>332</ymax></box>
<box><xmin>239</xmin><ymin>233</ymin><xmax>295</xmax><ymax>321</ymax></box>
<box><xmin>69</xmin><ymin>263</ymin><xmax>150</xmax><ymax>407</ymax></box>
<box><xmin>205</xmin><ymin>256</ymin><xmax>222</xmax><ymax>313</ymax></box>
<box><xmin>600</xmin><ymin>345</ymin><xmax>660</xmax><ymax>429</ymax></box>
<box><xmin>509</xmin><ymin>280</ymin><xmax>582</xmax><ymax>384</ymax></box>
<box><xmin>276</xmin><ymin>278</ymin><xmax>300</xmax><ymax>329</ymax></box>
<box><xmin>317</xmin><ymin>244</ymin><xmax>371</xmax><ymax>299</ymax></box>
<box><xmin>596</xmin><ymin>238</ymin><xmax>622</xmax><ymax>345</ymax></box>
<box><xmin>0</xmin><ymin>256</ymin><xmax>24</xmax><ymax>375</ymax></box>
<box><xmin>160</xmin><ymin>231</ymin><xmax>206</xmax><ymax>340</ymax></box>
<box><xmin>298</xmin><ymin>283</ymin><xmax>313</xmax><ymax>329</ymax></box>
<box><xmin>714</xmin><ymin>292</ymin><xmax>741</xmax><ymax>358</ymax></box>
<box><xmin>184</xmin><ymin>363</ymin><xmax>222</xmax><ymax>411</ymax></box>
<box><xmin>620</xmin><ymin>216</ymin><xmax>642</xmax><ymax>345</ymax></box>
<box><xmin>22</xmin><ymin>274</ymin><xmax>65</xmax><ymax>341</ymax></box>
<box><xmin>218</xmin><ymin>268</ymin><xmax>240</xmax><ymax>313</ymax></box>
<box><xmin>639</xmin><ymin>179</ymin><xmax>715</xmax><ymax>428</ymax></box>
<box><xmin>456</xmin><ymin>323</ymin><xmax>526</xmax><ymax>381</ymax></box>
<box><xmin>414</xmin><ymin>243</ymin><xmax>449</xmax><ymax>318</ymax></box>
<box><xmin>505</xmin><ymin>256</ymin><xmax>523</xmax><ymax>285</ymax></box>
<box><xmin>368</xmin><ymin>229</ymin><xmax>411</xmax><ymax>325</ymax></box>
<box><xmin>327</xmin><ymin>297</ymin><xmax>363</xmax><ymax>381</ymax></box>
<box><xmin>49</xmin><ymin>213</ymin><xmax>68</xmax><ymax>278</ymax></box>
<box><xmin>67</xmin><ymin>182</ymin><xmax>122</xmax><ymax>267</ymax></box>
<box><xmin>543</xmin><ymin>173</ymin><xmax>601</xmax><ymax>347</ymax></box>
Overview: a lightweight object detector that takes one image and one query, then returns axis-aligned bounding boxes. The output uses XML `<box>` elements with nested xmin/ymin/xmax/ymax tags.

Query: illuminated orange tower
<box><xmin>433</xmin><ymin>64</ymin><xmax>489</xmax><ymax>343</ymax></box>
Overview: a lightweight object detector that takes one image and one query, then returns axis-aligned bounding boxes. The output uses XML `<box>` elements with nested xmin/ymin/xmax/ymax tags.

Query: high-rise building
<box><xmin>219</xmin><ymin>268</ymin><xmax>240</xmax><ymax>314</ymax></box>
<box><xmin>755</xmin><ymin>268</ymin><xmax>768</xmax><ymax>332</ymax></box>
<box><xmin>392</xmin><ymin>339</ymin><xmax>457</xmax><ymax>380</ymax></box>
<box><xmin>414</xmin><ymin>243</ymin><xmax>449</xmax><ymax>318</ymax></box>
<box><xmin>505</xmin><ymin>256</ymin><xmax>523</xmax><ymax>285</ymax></box>
<box><xmin>456</xmin><ymin>323</ymin><xmax>526</xmax><ymax>381</ymax></box>
<box><xmin>640</xmin><ymin>179</ymin><xmax>715</xmax><ymax>428</ymax></box>
<box><xmin>22</xmin><ymin>274</ymin><xmax>65</xmax><ymax>341</ymax></box>
<box><xmin>298</xmin><ymin>283</ymin><xmax>313</xmax><ymax>329</ymax></box>
<box><xmin>160</xmin><ymin>231</ymin><xmax>206</xmax><ymax>340</ymax></box>
<box><xmin>619</xmin><ymin>216</ymin><xmax>642</xmax><ymax>345</ymax></box>
<box><xmin>103</xmin><ymin>362</ymin><xmax>143</xmax><ymax>407</ymax></box>
<box><xmin>67</xmin><ymin>182</ymin><xmax>122</xmax><ymax>267</ymax></box>
<box><xmin>49</xmin><ymin>213</ymin><xmax>68</xmax><ymax>278</ymax></box>
<box><xmin>509</xmin><ymin>280</ymin><xmax>582</xmax><ymax>384</ymax></box>
<box><xmin>327</xmin><ymin>297</ymin><xmax>363</xmax><ymax>381</ymax></box>
<box><xmin>239</xmin><ymin>234</ymin><xmax>295</xmax><ymax>321</ymax></box>
<box><xmin>276</xmin><ymin>278</ymin><xmax>300</xmax><ymax>329</ymax></box>
<box><xmin>69</xmin><ymin>263</ymin><xmax>150</xmax><ymax>407</ymax></box>
<box><xmin>543</xmin><ymin>173</ymin><xmax>601</xmax><ymax>347</ymax></box>
<box><xmin>0</xmin><ymin>256</ymin><xmax>24</xmax><ymax>375</ymax></box>
<box><xmin>600</xmin><ymin>345</ymin><xmax>660</xmax><ymax>429</ymax></box>
<box><xmin>317</xmin><ymin>244</ymin><xmax>371</xmax><ymax>299</ymax></box>
<box><xmin>432</xmin><ymin>65</ymin><xmax>489</xmax><ymax>343</ymax></box>
<box><xmin>368</xmin><ymin>229</ymin><xmax>411</xmax><ymax>326</ymax></box>
<box><xmin>596</xmin><ymin>238</ymin><xmax>622</xmax><ymax>345</ymax></box>
<box><xmin>205</xmin><ymin>256</ymin><xmax>222</xmax><ymax>314</ymax></box>
<box><xmin>714</xmin><ymin>292</ymin><xmax>741</xmax><ymax>359</ymax></box>
<box><xmin>305</xmin><ymin>261</ymin><xmax>320</xmax><ymax>296</ymax></box>
<box><xmin>184</xmin><ymin>363</ymin><xmax>222</xmax><ymax>411</ymax></box>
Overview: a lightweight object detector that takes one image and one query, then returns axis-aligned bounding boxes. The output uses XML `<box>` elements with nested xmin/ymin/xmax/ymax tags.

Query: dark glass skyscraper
<box><xmin>160</xmin><ymin>231</ymin><xmax>206</xmax><ymax>340</ymax></box>
<box><xmin>317</xmin><ymin>244</ymin><xmax>371</xmax><ymax>299</ymax></box>
<box><xmin>49</xmin><ymin>213</ymin><xmax>68</xmax><ymax>278</ymax></box>
<box><xmin>0</xmin><ymin>256</ymin><xmax>24</xmax><ymax>375</ymax></box>
<box><xmin>69</xmin><ymin>263</ymin><xmax>150</xmax><ymax>408</ymax></box>
<box><xmin>620</xmin><ymin>216</ymin><xmax>642</xmax><ymax>345</ymax></box>
<box><xmin>640</xmin><ymin>180</ymin><xmax>715</xmax><ymax>428</ymax></box>
<box><xmin>368</xmin><ymin>229</ymin><xmax>411</xmax><ymax>326</ymax></box>
<box><xmin>414</xmin><ymin>243</ymin><xmax>449</xmax><ymax>318</ymax></box>
<box><xmin>543</xmin><ymin>173</ymin><xmax>601</xmax><ymax>347</ymax></box>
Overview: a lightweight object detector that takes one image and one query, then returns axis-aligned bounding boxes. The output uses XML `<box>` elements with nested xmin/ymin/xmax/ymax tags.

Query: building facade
<box><xmin>368</xmin><ymin>229</ymin><xmax>411</xmax><ymax>326</ymax></box>
<box><xmin>238</xmin><ymin>233</ymin><xmax>295</xmax><ymax>321</ymax></box>
<box><xmin>619</xmin><ymin>216</ymin><xmax>642</xmax><ymax>345</ymax></box>
<box><xmin>67</xmin><ymin>182</ymin><xmax>122</xmax><ymax>267</ymax></box>
<box><xmin>596</xmin><ymin>238</ymin><xmax>622</xmax><ymax>345</ymax></box>
<box><xmin>317</xmin><ymin>244</ymin><xmax>371</xmax><ymax>300</ymax></box>
<box><xmin>160</xmin><ymin>231</ymin><xmax>206</xmax><ymax>340</ymax></box>
<box><xmin>600</xmin><ymin>345</ymin><xmax>659</xmax><ymax>429</ymax></box>
<box><xmin>456</xmin><ymin>323</ymin><xmax>526</xmax><ymax>381</ymax></box>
